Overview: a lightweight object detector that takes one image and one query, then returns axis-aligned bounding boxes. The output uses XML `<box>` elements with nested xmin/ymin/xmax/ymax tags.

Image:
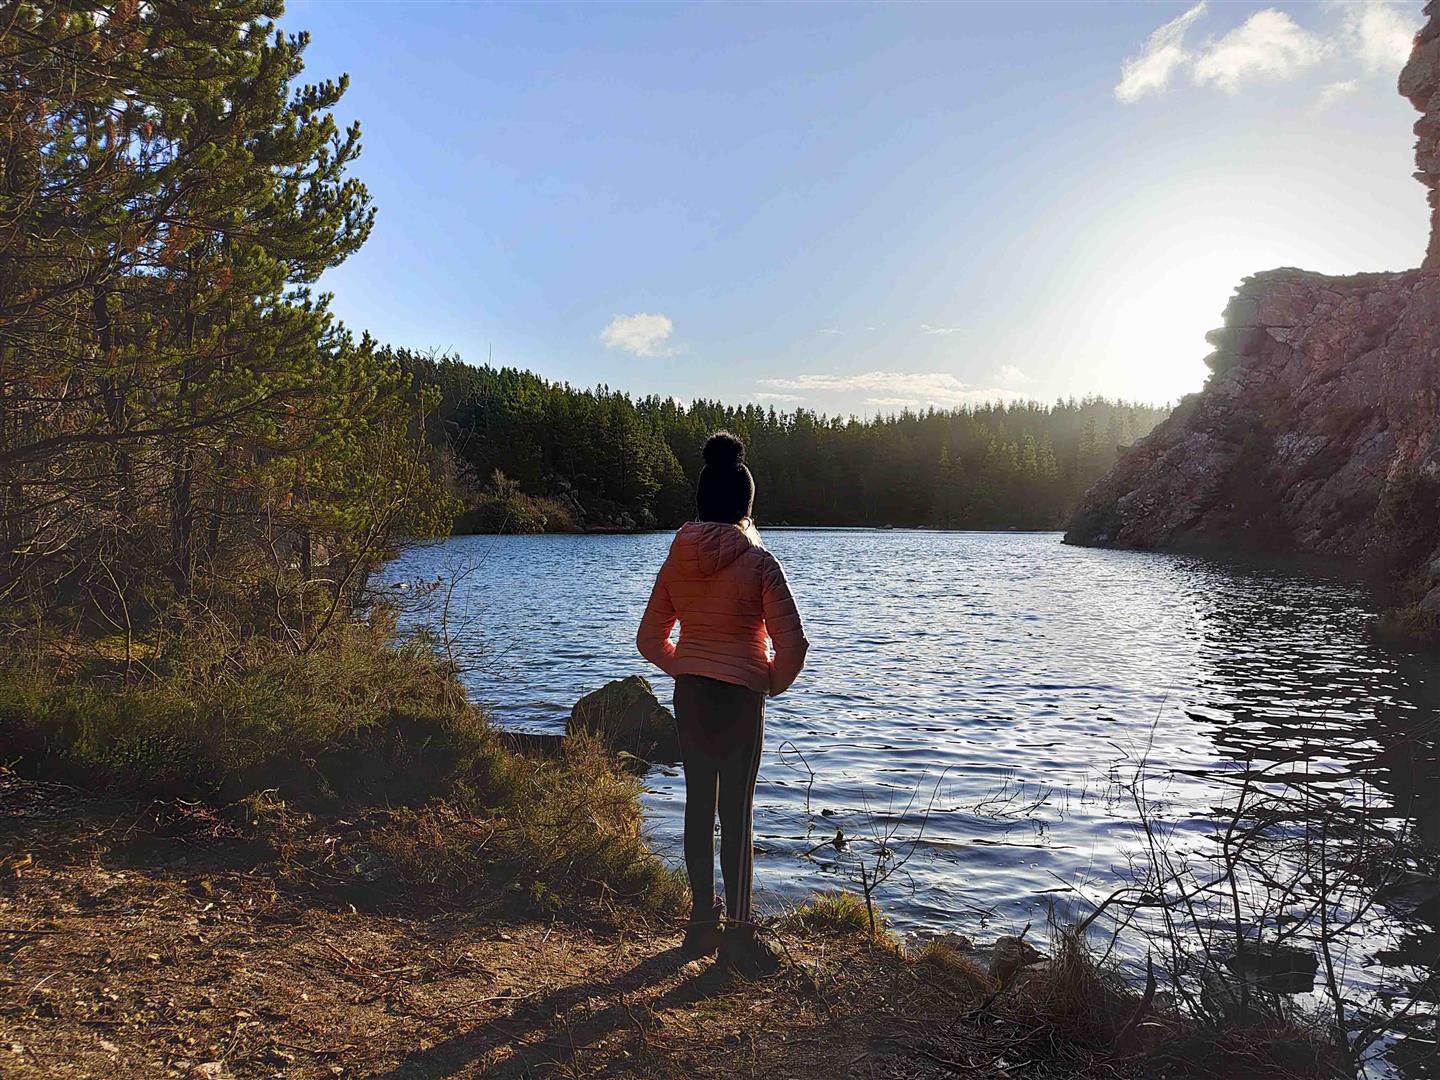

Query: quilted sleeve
<box><xmin>761</xmin><ymin>552</ymin><xmax>809</xmax><ymax>696</ymax></box>
<box><xmin>636</xmin><ymin>559</ymin><xmax>679</xmax><ymax>676</ymax></box>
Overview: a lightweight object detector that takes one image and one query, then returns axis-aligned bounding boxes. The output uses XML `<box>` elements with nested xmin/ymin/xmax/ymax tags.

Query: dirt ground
<box><xmin>0</xmin><ymin>773</ymin><xmax>1135</xmax><ymax>1080</ymax></box>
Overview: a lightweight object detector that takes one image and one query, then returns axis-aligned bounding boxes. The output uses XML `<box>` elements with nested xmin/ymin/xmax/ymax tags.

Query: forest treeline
<box><xmin>399</xmin><ymin>351</ymin><xmax>1172</xmax><ymax>533</ymax></box>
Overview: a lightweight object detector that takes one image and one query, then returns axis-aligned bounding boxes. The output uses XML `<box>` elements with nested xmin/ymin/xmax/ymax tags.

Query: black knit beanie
<box><xmin>695</xmin><ymin>431</ymin><xmax>755</xmax><ymax>524</ymax></box>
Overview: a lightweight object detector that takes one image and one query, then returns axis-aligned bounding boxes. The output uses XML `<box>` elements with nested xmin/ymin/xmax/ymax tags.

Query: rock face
<box><xmin>1401</xmin><ymin>4</ymin><xmax>1440</xmax><ymax>270</ymax></box>
<box><xmin>1066</xmin><ymin>8</ymin><xmax>1440</xmax><ymax>599</ymax></box>
<box><xmin>567</xmin><ymin>675</ymin><xmax>681</xmax><ymax>764</ymax></box>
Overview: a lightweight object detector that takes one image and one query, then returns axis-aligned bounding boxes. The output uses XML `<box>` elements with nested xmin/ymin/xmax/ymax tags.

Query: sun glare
<box><xmin>1100</xmin><ymin>246</ymin><xmax>1273</xmax><ymax>404</ymax></box>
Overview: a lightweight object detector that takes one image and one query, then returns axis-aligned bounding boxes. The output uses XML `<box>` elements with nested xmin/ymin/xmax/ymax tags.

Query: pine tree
<box><xmin>933</xmin><ymin>443</ymin><xmax>966</xmax><ymax>528</ymax></box>
<box><xmin>1076</xmin><ymin>417</ymin><xmax>1106</xmax><ymax>486</ymax></box>
<box><xmin>1</xmin><ymin>2</ymin><xmax>449</xmax><ymax>635</ymax></box>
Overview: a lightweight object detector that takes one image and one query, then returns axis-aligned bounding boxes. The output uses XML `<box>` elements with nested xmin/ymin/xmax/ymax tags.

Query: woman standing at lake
<box><xmin>636</xmin><ymin>431</ymin><xmax>809</xmax><ymax>978</ymax></box>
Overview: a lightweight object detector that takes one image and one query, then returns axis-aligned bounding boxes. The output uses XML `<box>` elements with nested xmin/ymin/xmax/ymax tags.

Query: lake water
<box><xmin>383</xmin><ymin>529</ymin><xmax>1440</xmax><ymax>1071</ymax></box>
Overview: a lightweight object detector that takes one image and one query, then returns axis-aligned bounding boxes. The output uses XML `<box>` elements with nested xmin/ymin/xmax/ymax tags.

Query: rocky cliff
<box><xmin>1066</xmin><ymin>7</ymin><xmax>1440</xmax><ymax>626</ymax></box>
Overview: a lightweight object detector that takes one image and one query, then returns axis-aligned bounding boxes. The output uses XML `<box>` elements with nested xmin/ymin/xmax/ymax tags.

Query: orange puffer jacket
<box><xmin>636</xmin><ymin>521</ymin><xmax>808</xmax><ymax>696</ymax></box>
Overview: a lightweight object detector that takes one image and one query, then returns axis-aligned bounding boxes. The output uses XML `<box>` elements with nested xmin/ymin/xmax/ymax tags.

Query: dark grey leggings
<box><xmin>673</xmin><ymin>674</ymin><xmax>765</xmax><ymax>926</ymax></box>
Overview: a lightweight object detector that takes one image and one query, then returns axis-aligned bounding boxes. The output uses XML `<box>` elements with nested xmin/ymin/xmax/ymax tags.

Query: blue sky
<box><xmin>287</xmin><ymin>1</ymin><xmax>1426</xmax><ymax>412</ymax></box>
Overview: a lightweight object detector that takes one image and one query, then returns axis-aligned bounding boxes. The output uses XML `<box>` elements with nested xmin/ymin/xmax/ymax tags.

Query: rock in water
<box><xmin>1224</xmin><ymin>944</ymin><xmax>1318</xmax><ymax>995</ymax></box>
<box><xmin>568</xmin><ymin>676</ymin><xmax>680</xmax><ymax>764</ymax></box>
<box><xmin>1066</xmin><ymin>6</ymin><xmax>1440</xmax><ymax>612</ymax></box>
<box><xmin>987</xmin><ymin>934</ymin><xmax>1043</xmax><ymax>982</ymax></box>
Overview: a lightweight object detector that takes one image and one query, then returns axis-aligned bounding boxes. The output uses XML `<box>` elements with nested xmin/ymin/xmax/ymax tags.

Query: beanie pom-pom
<box><xmin>702</xmin><ymin>430</ymin><xmax>745</xmax><ymax>469</ymax></box>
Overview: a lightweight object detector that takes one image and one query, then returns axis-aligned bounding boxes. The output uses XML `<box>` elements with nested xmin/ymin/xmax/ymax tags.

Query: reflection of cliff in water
<box><xmin>1180</xmin><ymin>555</ymin><xmax>1440</xmax><ymax>1075</ymax></box>
<box><xmin>1176</xmin><ymin>555</ymin><xmax>1436</xmax><ymax>801</ymax></box>
<box><xmin>1363</xmin><ymin>655</ymin><xmax>1440</xmax><ymax>1080</ymax></box>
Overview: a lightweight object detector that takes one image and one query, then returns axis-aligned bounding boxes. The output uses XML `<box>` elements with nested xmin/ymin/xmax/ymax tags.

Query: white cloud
<box><xmin>600</xmin><ymin>312</ymin><xmax>674</xmax><ymax>357</ymax></box>
<box><xmin>1115</xmin><ymin>1</ymin><xmax>1208</xmax><ymax>102</ymax></box>
<box><xmin>1317</xmin><ymin>78</ymin><xmax>1360</xmax><ymax>107</ymax></box>
<box><xmin>817</xmin><ymin>328</ymin><xmax>843</xmax><ymax>336</ymax></box>
<box><xmin>920</xmin><ymin>323</ymin><xmax>966</xmax><ymax>335</ymax></box>
<box><xmin>1116</xmin><ymin>2</ymin><xmax>1417</xmax><ymax>102</ymax></box>
<box><xmin>997</xmin><ymin>365</ymin><xmax>1033</xmax><ymax>388</ymax></box>
<box><xmin>758</xmin><ymin>370</ymin><xmax>1021</xmax><ymax>408</ymax></box>
<box><xmin>865</xmin><ymin>397</ymin><xmax>923</xmax><ymax>409</ymax></box>
<box><xmin>754</xmin><ymin>392</ymin><xmax>803</xmax><ymax>402</ymax></box>
<box><xmin>762</xmin><ymin>370</ymin><xmax>968</xmax><ymax>398</ymax></box>
<box><xmin>1341</xmin><ymin>1</ymin><xmax>1420</xmax><ymax>76</ymax></box>
<box><xmin>1192</xmin><ymin>9</ymin><xmax>1331</xmax><ymax>93</ymax></box>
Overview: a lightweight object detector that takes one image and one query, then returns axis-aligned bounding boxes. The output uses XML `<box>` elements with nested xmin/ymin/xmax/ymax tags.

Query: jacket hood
<box><xmin>667</xmin><ymin>521</ymin><xmax>761</xmax><ymax>579</ymax></box>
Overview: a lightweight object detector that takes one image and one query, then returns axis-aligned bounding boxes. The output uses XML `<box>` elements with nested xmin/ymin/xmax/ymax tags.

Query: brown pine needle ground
<box><xmin>0</xmin><ymin>776</ymin><xmax>1143</xmax><ymax>1080</ymax></box>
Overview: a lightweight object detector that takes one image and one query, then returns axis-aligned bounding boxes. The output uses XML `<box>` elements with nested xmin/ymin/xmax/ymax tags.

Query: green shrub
<box><xmin>0</xmin><ymin>613</ymin><xmax>682</xmax><ymax>919</ymax></box>
<box><xmin>453</xmin><ymin>469</ymin><xmax>582</xmax><ymax>534</ymax></box>
<box><xmin>1372</xmin><ymin>601</ymin><xmax>1439</xmax><ymax>649</ymax></box>
<box><xmin>786</xmin><ymin>890</ymin><xmax>891</xmax><ymax>940</ymax></box>
<box><xmin>0</xmin><ymin>611</ymin><xmax>493</xmax><ymax>805</ymax></box>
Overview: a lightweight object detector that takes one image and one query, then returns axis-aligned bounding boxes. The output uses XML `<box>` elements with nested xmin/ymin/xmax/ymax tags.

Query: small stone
<box><xmin>99</xmin><ymin>1040</ymin><xmax>120</xmax><ymax>1054</ymax></box>
<box><xmin>190</xmin><ymin>1063</ymin><xmax>230</xmax><ymax>1080</ymax></box>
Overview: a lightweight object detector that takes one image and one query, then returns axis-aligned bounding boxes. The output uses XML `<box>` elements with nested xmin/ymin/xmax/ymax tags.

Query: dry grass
<box><xmin>915</xmin><ymin>938</ymin><xmax>996</xmax><ymax>996</ymax></box>
<box><xmin>365</xmin><ymin>735</ymin><xmax>688</xmax><ymax>918</ymax></box>
<box><xmin>1001</xmin><ymin>926</ymin><xmax>1337</xmax><ymax>1079</ymax></box>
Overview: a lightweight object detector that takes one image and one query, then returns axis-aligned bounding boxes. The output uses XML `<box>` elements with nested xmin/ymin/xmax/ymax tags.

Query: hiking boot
<box><xmin>681</xmin><ymin>902</ymin><xmax>724</xmax><ymax>956</ymax></box>
<box><xmin>718</xmin><ymin>925</ymin><xmax>783</xmax><ymax>980</ymax></box>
